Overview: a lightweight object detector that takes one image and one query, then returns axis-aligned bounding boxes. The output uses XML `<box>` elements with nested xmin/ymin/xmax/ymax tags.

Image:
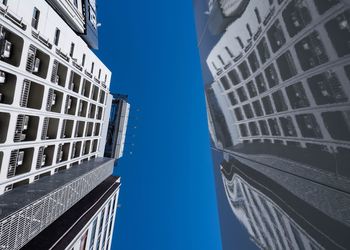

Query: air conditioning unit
<box><xmin>17</xmin><ymin>151</ymin><xmax>25</xmax><ymax>165</ymax></box>
<box><xmin>33</xmin><ymin>58</ymin><xmax>40</xmax><ymax>73</ymax></box>
<box><xmin>67</xmin><ymin>98</ymin><xmax>72</xmax><ymax>110</ymax></box>
<box><xmin>19</xmin><ymin>133</ymin><xmax>26</xmax><ymax>141</ymax></box>
<box><xmin>55</xmin><ymin>75</ymin><xmax>59</xmax><ymax>84</ymax></box>
<box><xmin>4</xmin><ymin>185</ymin><xmax>13</xmax><ymax>192</ymax></box>
<box><xmin>0</xmin><ymin>71</ymin><xmax>5</xmax><ymax>83</ymax></box>
<box><xmin>0</xmin><ymin>38</ymin><xmax>12</xmax><ymax>58</ymax></box>
<box><xmin>52</xmin><ymin>93</ymin><xmax>56</xmax><ymax>106</ymax></box>
<box><xmin>41</xmin><ymin>154</ymin><xmax>46</xmax><ymax>166</ymax></box>
<box><xmin>23</xmin><ymin>116</ymin><xmax>29</xmax><ymax>130</ymax></box>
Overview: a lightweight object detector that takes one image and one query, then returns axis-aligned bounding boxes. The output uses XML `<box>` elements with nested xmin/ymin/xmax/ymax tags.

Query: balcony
<box><xmin>282</xmin><ymin>0</ymin><xmax>311</xmax><ymax>37</ymax></box>
<box><xmin>21</xmin><ymin>80</ymin><xmax>44</xmax><ymax>110</ymax></box>
<box><xmin>92</xmin><ymin>139</ymin><xmax>98</xmax><ymax>153</ymax></box>
<box><xmin>86</xmin><ymin>122</ymin><xmax>93</xmax><ymax>136</ymax></box>
<box><xmin>0</xmin><ymin>70</ymin><xmax>16</xmax><ymax>105</ymax></box>
<box><xmin>0</xmin><ymin>26</ymin><xmax>23</xmax><ymax>67</ymax></box>
<box><xmin>71</xmin><ymin>141</ymin><xmax>82</xmax><ymax>158</ymax></box>
<box><xmin>99</xmin><ymin>91</ymin><xmax>105</xmax><ymax>104</ymax></box>
<box><xmin>295</xmin><ymin>31</ymin><xmax>329</xmax><ymax>71</ymax></box>
<box><xmin>295</xmin><ymin>114</ymin><xmax>322</xmax><ymax>139</ymax></box>
<box><xmin>69</xmin><ymin>71</ymin><xmax>81</xmax><ymax>93</ymax></box>
<box><xmin>92</xmin><ymin>85</ymin><xmax>99</xmax><ymax>101</ymax></box>
<box><xmin>26</xmin><ymin>45</ymin><xmax>49</xmax><ymax>79</ymax></box>
<box><xmin>94</xmin><ymin>123</ymin><xmax>101</xmax><ymax>136</ymax></box>
<box><xmin>307</xmin><ymin>71</ymin><xmax>348</xmax><ymax>105</ymax></box>
<box><xmin>81</xmin><ymin>79</ymin><xmax>91</xmax><ymax>98</ymax></box>
<box><xmin>286</xmin><ymin>82</ymin><xmax>310</xmax><ymax>109</ymax></box>
<box><xmin>65</xmin><ymin>95</ymin><xmax>77</xmax><ymax>115</ymax></box>
<box><xmin>267</xmin><ymin>20</ymin><xmax>286</xmax><ymax>53</ymax></box>
<box><xmin>97</xmin><ymin>106</ymin><xmax>103</xmax><ymax>120</ymax></box>
<box><xmin>61</xmin><ymin>119</ymin><xmax>74</xmax><ymax>138</ymax></box>
<box><xmin>46</xmin><ymin>89</ymin><xmax>63</xmax><ymax>113</ymax></box>
<box><xmin>76</xmin><ymin>121</ymin><xmax>85</xmax><ymax>138</ymax></box>
<box><xmin>322</xmin><ymin>111</ymin><xmax>350</xmax><ymax>141</ymax></box>
<box><xmin>56</xmin><ymin>143</ymin><xmax>70</xmax><ymax>163</ymax></box>
<box><xmin>51</xmin><ymin>60</ymin><xmax>68</xmax><ymax>87</ymax></box>
<box><xmin>78</xmin><ymin>100</ymin><xmax>88</xmax><ymax>117</ymax></box>
<box><xmin>89</xmin><ymin>104</ymin><xmax>96</xmax><ymax>119</ymax></box>
<box><xmin>14</xmin><ymin>115</ymin><xmax>39</xmax><ymax>142</ymax></box>
<box><xmin>0</xmin><ymin>112</ymin><xmax>9</xmax><ymax>143</ymax></box>
<box><xmin>279</xmin><ymin>116</ymin><xmax>297</xmax><ymax>137</ymax></box>
<box><xmin>83</xmin><ymin>141</ymin><xmax>91</xmax><ymax>155</ymax></box>
<box><xmin>276</xmin><ymin>51</ymin><xmax>297</xmax><ymax>81</ymax></box>
<box><xmin>8</xmin><ymin>148</ymin><xmax>34</xmax><ymax>178</ymax></box>
<box><xmin>41</xmin><ymin>117</ymin><xmax>59</xmax><ymax>140</ymax></box>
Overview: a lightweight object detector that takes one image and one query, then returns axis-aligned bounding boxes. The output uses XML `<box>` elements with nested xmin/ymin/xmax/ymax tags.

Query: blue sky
<box><xmin>95</xmin><ymin>1</ymin><xmax>222</xmax><ymax>249</ymax></box>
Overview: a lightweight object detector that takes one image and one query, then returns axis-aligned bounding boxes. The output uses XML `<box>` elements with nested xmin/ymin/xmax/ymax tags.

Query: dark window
<box><xmin>218</xmin><ymin>55</ymin><xmax>224</xmax><ymax>65</ymax></box>
<box><xmin>255</xmin><ymin>74</ymin><xmax>267</xmax><ymax>94</ymax></box>
<box><xmin>225</xmin><ymin>46</ymin><xmax>233</xmax><ymax>57</ymax></box>
<box><xmin>238</xmin><ymin>61</ymin><xmax>250</xmax><ymax>80</ymax></box>
<box><xmin>1</xmin><ymin>0</ymin><xmax>8</xmax><ymax>5</ymax></box>
<box><xmin>236</xmin><ymin>37</ymin><xmax>244</xmax><ymax>49</ymax></box>
<box><xmin>246</xmin><ymin>81</ymin><xmax>258</xmax><ymax>98</ymax></box>
<box><xmin>98</xmin><ymin>69</ymin><xmax>101</xmax><ymax>79</ymax></box>
<box><xmin>236</xmin><ymin>87</ymin><xmax>248</xmax><ymax>102</ymax></box>
<box><xmin>262</xmin><ymin>96</ymin><xmax>274</xmax><ymax>115</ymax></box>
<box><xmin>54</xmin><ymin>28</ymin><xmax>60</xmax><ymax>46</ymax></box>
<box><xmin>252</xmin><ymin>100</ymin><xmax>264</xmax><ymax>117</ymax></box>
<box><xmin>234</xmin><ymin>108</ymin><xmax>244</xmax><ymax>121</ymax></box>
<box><xmin>268</xmin><ymin>118</ymin><xmax>281</xmax><ymax>136</ymax></box>
<box><xmin>276</xmin><ymin>50</ymin><xmax>297</xmax><ymax>80</ymax></box>
<box><xmin>313</xmin><ymin>0</ymin><xmax>339</xmax><ymax>15</ymax></box>
<box><xmin>82</xmin><ymin>54</ymin><xmax>86</xmax><ymax>67</ymax></box>
<box><xmin>272</xmin><ymin>90</ymin><xmax>288</xmax><ymax>112</ymax></box>
<box><xmin>322</xmin><ymin>111</ymin><xmax>350</xmax><ymax>141</ymax></box>
<box><xmin>239</xmin><ymin>124</ymin><xmax>249</xmax><ymax>137</ymax></box>
<box><xmin>257</xmin><ymin>37</ymin><xmax>270</xmax><ymax>64</ymax></box>
<box><xmin>267</xmin><ymin>20</ymin><xmax>286</xmax><ymax>53</ymax></box>
<box><xmin>264</xmin><ymin>63</ymin><xmax>279</xmax><ymax>88</ymax></box>
<box><xmin>249</xmin><ymin>122</ymin><xmax>260</xmax><ymax>136</ymax></box>
<box><xmin>295</xmin><ymin>31</ymin><xmax>328</xmax><ymax>71</ymax></box>
<box><xmin>227</xmin><ymin>69</ymin><xmax>240</xmax><ymax>85</ymax></box>
<box><xmin>243</xmin><ymin>104</ymin><xmax>254</xmax><ymax>119</ymax></box>
<box><xmin>325</xmin><ymin>10</ymin><xmax>350</xmax><ymax>57</ymax></box>
<box><xmin>220</xmin><ymin>75</ymin><xmax>231</xmax><ymax>90</ymax></box>
<box><xmin>32</xmin><ymin>7</ymin><xmax>40</xmax><ymax>29</ymax></box>
<box><xmin>246</xmin><ymin>24</ymin><xmax>253</xmax><ymax>37</ymax></box>
<box><xmin>227</xmin><ymin>92</ymin><xmax>237</xmax><ymax>106</ymax></box>
<box><xmin>247</xmin><ymin>51</ymin><xmax>259</xmax><ymax>73</ymax></box>
<box><xmin>279</xmin><ymin>116</ymin><xmax>297</xmax><ymax>137</ymax></box>
<box><xmin>74</xmin><ymin>0</ymin><xmax>78</xmax><ymax>8</ymax></box>
<box><xmin>296</xmin><ymin>114</ymin><xmax>322</xmax><ymax>138</ymax></box>
<box><xmin>282</xmin><ymin>0</ymin><xmax>312</xmax><ymax>37</ymax></box>
<box><xmin>69</xmin><ymin>43</ymin><xmax>75</xmax><ymax>57</ymax></box>
<box><xmin>259</xmin><ymin>120</ymin><xmax>270</xmax><ymax>135</ymax></box>
<box><xmin>286</xmin><ymin>82</ymin><xmax>310</xmax><ymax>109</ymax></box>
<box><xmin>254</xmin><ymin>8</ymin><xmax>261</xmax><ymax>24</ymax></box>
<box><xmin>91</xmin><ymin>62</ymin><xmax>94</xmax><ymax>74</ymax></box>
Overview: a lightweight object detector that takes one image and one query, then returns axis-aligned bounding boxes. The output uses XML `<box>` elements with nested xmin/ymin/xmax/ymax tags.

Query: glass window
<box><xmin>32</xmin><ymin>7</ymin><xmax>40</xmax><ymax>29</ymax></box>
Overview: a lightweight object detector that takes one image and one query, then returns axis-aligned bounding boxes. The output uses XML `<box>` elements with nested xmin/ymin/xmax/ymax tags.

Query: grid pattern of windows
<box><xmin>0</xmin><ymin>3</ymin><xmax>111</xmax><ymax>194</ymax></box>
<box><xmin>212</xmin><ymin>0</ymin><xmax>350</xmax><ymax>154</ymax></box>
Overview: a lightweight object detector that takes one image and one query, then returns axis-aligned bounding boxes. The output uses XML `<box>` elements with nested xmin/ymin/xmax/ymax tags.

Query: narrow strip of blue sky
<box><xmin>95</xmin><ymin>1</ymin><xmax>222</xmax><ymax>249</ymax></box>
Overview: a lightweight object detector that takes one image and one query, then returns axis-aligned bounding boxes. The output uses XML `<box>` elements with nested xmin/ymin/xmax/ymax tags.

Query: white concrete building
<box><xmin>0</xmin><ymin>0</ymin><xmax>125</xmax><ymax>249</ymax></box>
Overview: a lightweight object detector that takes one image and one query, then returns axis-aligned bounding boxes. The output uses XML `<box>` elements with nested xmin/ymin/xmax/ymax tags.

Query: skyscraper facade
<box><xmin>0</xmin><ymin>0</ymin><xmax>127</xmax><ymax>249</ymax></box>
<box><xmin>193</xmin><ymin>0</ymin><xmax>350</xmax><ymax>249</ymax></box>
